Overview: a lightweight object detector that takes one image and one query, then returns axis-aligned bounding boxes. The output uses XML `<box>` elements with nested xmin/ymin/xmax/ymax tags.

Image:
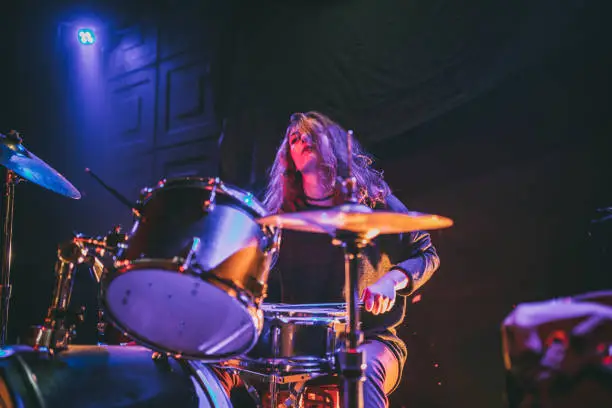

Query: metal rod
<box><xmin>47</xmin><ymin>240</ymin><xmax>84</xmax><ymax>320</ymax></box>
<box><xmin>269</xmin><ymin>323</ymin><xmax>281</xmax><ymax>408</ymax></box>
<box><xmin>48</xmin><ymin>259</ymin><xmax>77</xmax><ymax>316</ymax></box>
<box><xmin>338</xmin><ymin>233</ymin><xmax>365</xmax><ymax>408</ymax></box>
<box><xmin>0</xmin><ymin>170</ymin><xmax>17</xmax><ymax>346</ymax></box>
<box><xmin>344</xmin><ymin>242</ymin><xmax>361</xmax><ymax>350</ymax></box>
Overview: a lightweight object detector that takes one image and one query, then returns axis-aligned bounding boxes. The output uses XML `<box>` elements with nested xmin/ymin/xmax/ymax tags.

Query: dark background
<box><xmin>1</xmin><ymin>1</ymin><xmax>612</xmax><ymax>407</ymax></box>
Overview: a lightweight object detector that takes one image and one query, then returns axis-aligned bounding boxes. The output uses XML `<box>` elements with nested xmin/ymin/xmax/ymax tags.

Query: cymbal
<box><xmin>257</xmin><ymin>203</ymin><xmax>453</xmax><ymax>236</ymax></box>
<box><xmin>0</xmin><ymin>132</ymin><xmax>81</xmax><ymax>199</ymax></box>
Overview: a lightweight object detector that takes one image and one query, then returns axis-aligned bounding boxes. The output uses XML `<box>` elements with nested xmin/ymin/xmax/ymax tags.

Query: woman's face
<box><xmin>288</xmin><ymin>127</ymin><xmax>320</xmax><ymax>174</ymax></box>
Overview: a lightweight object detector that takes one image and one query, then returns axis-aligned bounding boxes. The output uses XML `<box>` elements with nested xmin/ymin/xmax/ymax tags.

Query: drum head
<box><xmin>104</xmin><ymin>269</ymin><xmax>261</xmax><ymax>360</ymax></box>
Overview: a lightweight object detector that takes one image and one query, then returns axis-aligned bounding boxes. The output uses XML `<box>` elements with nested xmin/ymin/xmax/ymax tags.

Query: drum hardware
<box><xmin>152</xmin><ymin>350</ymin><xmax>169</xmax><ymax>362</ymax></box>
<box><xmin>269</xmin><ymin>322</ymin><xmax>281</xmax><ymax>408</ymax></box>
<box><xmin>150</xmin><ymin>350</ymin><xmax>177</xmax><ymax>372</ymax></box>
<box><xmin>264</xmin><ymin>378</ymin><xmax>308</xmax><ymax>408</ymax></box>
<box><xmin>218</xmin><ymin>367</ymin><xmax>319</xmax><ymax>408</ymax></box>
<box><xmin>258</xmin><ymin>383</ymin><xmax>339</xmax><ymax>408</ymax></box>
<box><xmin>285</xmin><ymin>381</ymin><xmax>308</xmax><ymax>408</ymax></box>
<box><xmin>0</xmin><ymin>130</ymin><xmax>81</xmax><ymax>347</ymax></box>
<box><xmin>24</xmin><ymin>229</ymin><xmax>129</xmax><ymax>351</ymax></box>
<box><xmin>74</xmin><ymin>228</ymin><xmax>129</xmax><ymax>346</ymax></box>
<box><xmin>218</xmin><ymin>364</ymin><xmax>328</xmax><ymax>385</ymax></box>
<box><xmin>175</xmin><ymin>237</ymin><xmax>202</xmax><ymax>272</ymax></box>
<box><xmin>26</xmin><ymin>239</ymin><xmax>88</xmax><ymax>352</ymax></box>
<box><xmin>203</xmin><ymin>177</ymin><xmax>220</xmax><ymax>211</ymax></box>
<box><xmin>241</xmin><ymin>375</ymin><xmax>264</xmax><ymax>408</ymax></box>
<box><xmin>257</xmin><ymin>130</ymin><xmax>455</xmax><ymax>408</ymax></box>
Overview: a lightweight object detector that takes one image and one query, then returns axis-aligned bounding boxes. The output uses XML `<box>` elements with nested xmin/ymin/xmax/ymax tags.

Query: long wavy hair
<box><xmin>263</xmin><ymin>111</ymin><xmax>391</xmax><ymax>213</ymax></box>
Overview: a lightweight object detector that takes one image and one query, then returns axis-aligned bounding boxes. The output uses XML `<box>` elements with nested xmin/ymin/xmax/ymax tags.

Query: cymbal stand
<box><xmin>334</xmin><ymin>130</ymin><xmax>369</xmax><ymax>408</ymax></box>
<box><xmin>0</xmin><ymin>169</ymin><xmax>21</xmax><ymax>346</ymax></box>
<box><xmin>334</xmin><ymin>230</ymin><xmax>369</xmax><ymax>408</ymax></box>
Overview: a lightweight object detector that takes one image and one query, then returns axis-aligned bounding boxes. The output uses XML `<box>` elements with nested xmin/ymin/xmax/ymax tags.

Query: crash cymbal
<box><xmin>257</xmin><ymin>203</ymin><xmax>453</xmax><ymax>236</ymax></box>
<box><xmin>0</xmin><ymin>131</ymin><xmax>81</xmax><ymax>199</ymax></box>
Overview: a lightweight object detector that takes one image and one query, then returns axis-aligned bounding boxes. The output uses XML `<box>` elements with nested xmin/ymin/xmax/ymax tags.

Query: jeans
<box><xmin>212</xmin><ymin>339</ymin><xmax>401</xmax><ymax>408</ymax></box>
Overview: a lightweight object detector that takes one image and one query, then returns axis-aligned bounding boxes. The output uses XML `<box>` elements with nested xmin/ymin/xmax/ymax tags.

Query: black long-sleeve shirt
<box><xmin>265</xmin><ymin>194</ymin><xmax>440</xmax><ymax>366</ymax></box>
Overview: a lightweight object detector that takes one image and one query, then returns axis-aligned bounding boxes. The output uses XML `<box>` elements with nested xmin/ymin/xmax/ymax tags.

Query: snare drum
<box><xmin>239</xmin><ymin>303</ymin><xmax>347</xmax><ymax>375</ymax></box>
<box><xmin>101</xmin><ymin>177</ymin><xmax>279</xmax><ymax>360</ymax></box>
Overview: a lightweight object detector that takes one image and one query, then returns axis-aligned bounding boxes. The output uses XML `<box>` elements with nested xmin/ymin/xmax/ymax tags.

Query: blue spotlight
<box><xmin>77</xmin><ymin>28</ymin><xmax>95</xmax><ymax>45</ymax></box>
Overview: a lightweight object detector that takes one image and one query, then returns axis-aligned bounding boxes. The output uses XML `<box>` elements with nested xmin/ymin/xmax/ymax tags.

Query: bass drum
<box><xmin>0</xmin><ymin>345</ymin><xmax>234</xmax><ymax>408</ymax></box>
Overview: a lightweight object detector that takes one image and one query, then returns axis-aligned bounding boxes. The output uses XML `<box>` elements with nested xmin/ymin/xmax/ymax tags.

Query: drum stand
<box><xmin>0</xmin><ymin>169</ymin><xmax>20</xmax><ymax>346</ymax></box>
<box><xmin>218</xmin><ymin>362</ymin><xmax>331</xmax><ymax>407</ymax></box>
<box><xmin>26</xmin><ymin>239</ymin><xmax>88</xmax><ymax>351</ymax></box>
<box><xmin>25</xmin><ymin>231</ymin><xmax>126</xmax><ymax>351</ymax></box>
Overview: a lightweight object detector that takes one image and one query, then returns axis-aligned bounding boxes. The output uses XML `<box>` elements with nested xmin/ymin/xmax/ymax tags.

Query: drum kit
<box><xmin>0</xmin><ymin>129</ymin><xmax>453</xmax><ymax>408</ymax></box>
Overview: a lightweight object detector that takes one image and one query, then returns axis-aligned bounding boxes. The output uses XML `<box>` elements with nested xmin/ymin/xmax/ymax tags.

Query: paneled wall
<box><xmin>103</xmin><ymin>8</ymin><xmax>220</xmax><ymax>203</ymax></box>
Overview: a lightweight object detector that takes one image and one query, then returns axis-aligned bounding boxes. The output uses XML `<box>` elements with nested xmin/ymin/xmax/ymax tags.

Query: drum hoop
<box><xmin>141</xmin><ymin>177</ymin><xmax>269</xmax><ymax>217</ymax></box>
<box><xmin>99</xmin><ymin>301</ymin><xmax>261</xmax><ymax>361</ymax></box>
<box><xmin>186</xmin><ymin>360</ymin><xmax>234</xmax><ymax>407</ymax></box>
<box><xmin>261</xmin><ymin>303</ymin><xmax>347</xmax><ymax>318</ymax></box>
<box><xmin>134</xmin><ymin>177</ymin><xmax>281</xmax><ymax>269</ymax></box>
<box><xmin>114</xmin><ymin>258</ymin><xmax>181</xmax><ymax>272</ymax></box>
<box><xmin>137</xmin><ymin>177</ymin><xmax>281</xmax><ymax>263</ymax></box>
<box><xmin>271</xmin><ymin>318</ymin><xmax>346</xmax><ymax>326</ymax></box>
<box><xmin>101</xmin><ymin>261</ymin><xmax>264</xmax><ymax>360</ymax></box>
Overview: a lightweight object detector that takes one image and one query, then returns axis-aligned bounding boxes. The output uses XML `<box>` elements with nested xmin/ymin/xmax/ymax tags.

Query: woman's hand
<box><xmin>361</xmin><ymin>269</ymin><xmax>410</xmax><ymax>315</ymax></box>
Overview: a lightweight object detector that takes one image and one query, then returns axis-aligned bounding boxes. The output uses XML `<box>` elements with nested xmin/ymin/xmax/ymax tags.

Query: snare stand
<box><xmin>0</xmin><ymin>169</ymin><xmax>19</xmax><ymax>346</ymax></box>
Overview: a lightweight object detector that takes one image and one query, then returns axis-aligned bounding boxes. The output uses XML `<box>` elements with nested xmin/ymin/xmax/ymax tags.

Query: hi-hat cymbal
<box><xmin>257</xmin><ymin>203</ymin><xmax>453</xmax><ymax>236</ymax></box>
<box><xmin>0</xmin><ymin>132</ymin><xmax>81</xmax><ymax>199</ymax></box>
